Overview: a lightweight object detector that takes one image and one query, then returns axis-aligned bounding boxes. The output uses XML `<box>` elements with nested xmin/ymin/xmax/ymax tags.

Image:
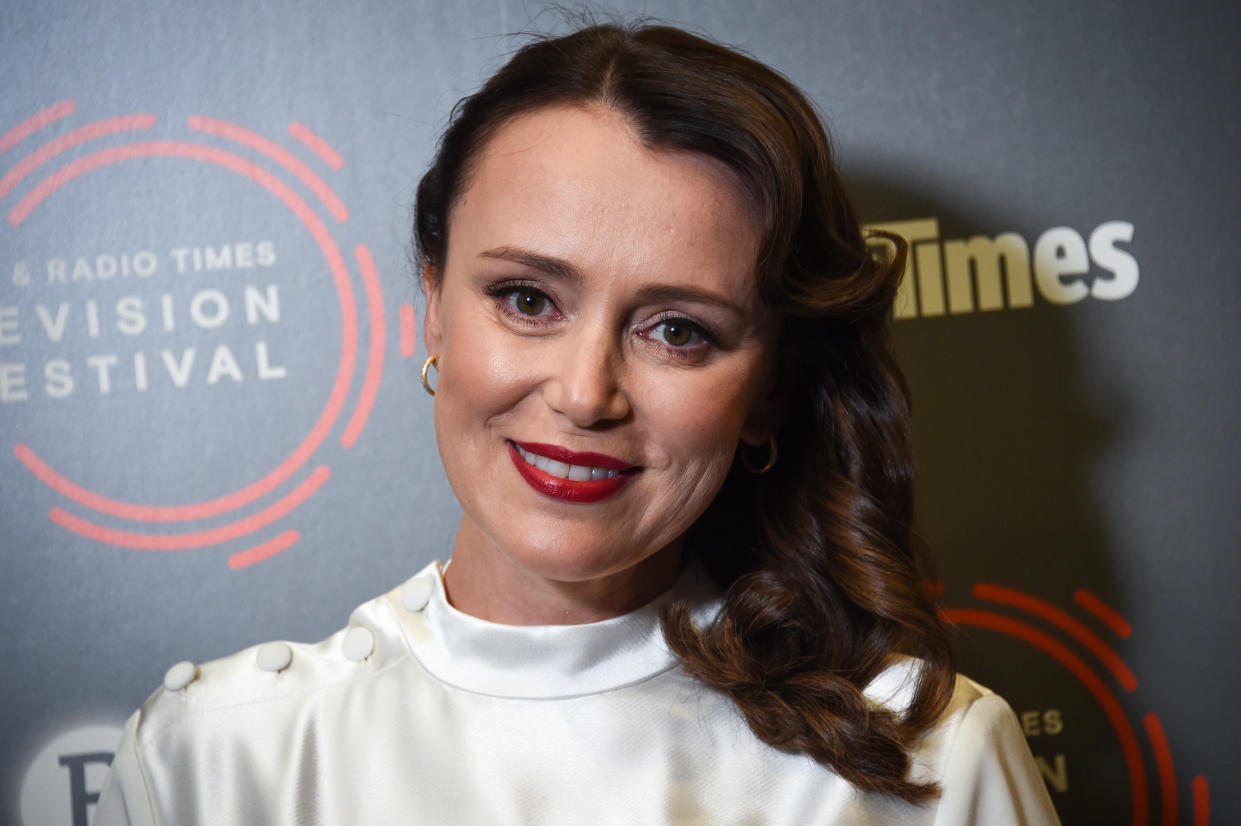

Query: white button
<box><xmin>402</xmin><ymin>578</ymin><xmax>433</xmax><ymax>612</ymax></box>
<box><xmin>342</xmin><ymin>626</ymin><xmax>375</xmax><ymax>662</ymax></box>
<box><xmin>163</xmin><ymin>661</ymin><xmax>198</xmax><ymax>692</ymax></box>
<box><xmin>256</xmin><ymin>641</ymin><xmax>293</xmax><ymax>673</ymax></box>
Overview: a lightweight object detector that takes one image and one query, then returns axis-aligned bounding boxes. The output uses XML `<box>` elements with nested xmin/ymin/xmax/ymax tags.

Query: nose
<box><xmin>543</xmin><ymin>325</ymin><xmax>631</xmax><ymax>428</ymax></box>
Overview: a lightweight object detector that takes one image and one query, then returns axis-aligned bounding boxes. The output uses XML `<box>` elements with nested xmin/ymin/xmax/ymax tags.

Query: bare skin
<box><xmin>423</xmin><ymin>104</ymin><xmax>777</xmax><ymax>625</ymax></box>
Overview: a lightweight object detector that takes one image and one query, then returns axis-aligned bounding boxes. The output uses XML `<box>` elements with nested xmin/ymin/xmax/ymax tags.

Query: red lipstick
<box><xmin>508</xmin><ymin>441</ymin><xmax>636</xmax><ymax>503</ymax></box>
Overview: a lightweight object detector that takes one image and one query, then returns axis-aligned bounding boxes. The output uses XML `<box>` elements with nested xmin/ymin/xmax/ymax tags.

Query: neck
<box><xmin>442</xmin><ymin>517</ymin><xmax>685</xmax><ymax>625</ymax></box>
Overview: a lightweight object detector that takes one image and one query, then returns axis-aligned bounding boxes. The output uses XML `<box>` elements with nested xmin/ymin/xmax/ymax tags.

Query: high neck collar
<box><xmin>393</xmin><ymin>560</ymin><xmax>723</xmax><ymax>699</ymax></box>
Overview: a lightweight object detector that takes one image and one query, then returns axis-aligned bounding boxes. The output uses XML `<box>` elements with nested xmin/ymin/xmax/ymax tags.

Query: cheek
<box><xmin>435</xmin><ymin>318</ymin><xmax>538</xmax><ymax>440</ymax></box>
<box><xmin>637</xmin><ymin>362</ymin><xmax>759</xmax><ymax>470</ymax></box>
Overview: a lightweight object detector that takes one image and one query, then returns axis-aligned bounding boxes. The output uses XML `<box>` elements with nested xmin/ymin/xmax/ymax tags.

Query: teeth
<box><xmin>515</xmin><ymin>444</ymin><xmax>621</xmax><ymax>481</ymax></box>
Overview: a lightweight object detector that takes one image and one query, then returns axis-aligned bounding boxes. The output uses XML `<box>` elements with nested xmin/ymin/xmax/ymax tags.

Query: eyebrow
<box><xmin>478</xmin><ymin>246</ymin><xmax>750</xmax><ymax>316</ymax></box>
<box><xmin>480</xmin><ymin>247</ymin><xmax>580</xmax><ymax>282</ymax></box>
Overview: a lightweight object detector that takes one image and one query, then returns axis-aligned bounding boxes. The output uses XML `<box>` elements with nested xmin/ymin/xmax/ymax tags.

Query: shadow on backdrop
<box><xmin>851</xmin><ymin>170</ymin><xmax>1134</xmax><ymax>823</ymax></box>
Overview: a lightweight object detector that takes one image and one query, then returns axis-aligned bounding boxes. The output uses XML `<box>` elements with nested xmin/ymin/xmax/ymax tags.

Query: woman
<box><xmin>96</xmin><ymin>22</ymin><xmax>1059</xmax><ymax>825</ymax></box>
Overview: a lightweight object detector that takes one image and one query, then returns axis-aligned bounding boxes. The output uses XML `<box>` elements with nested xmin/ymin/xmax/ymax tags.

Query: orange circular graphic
<box><xmin>1</xmin><ymin>101</ymin><xmax>414</xmax><ymax>568</ymax></box>
<box><xmin>944</xmin><ymin>583</ymin><xmax>1210</xmax><ymax>826</ymax></box>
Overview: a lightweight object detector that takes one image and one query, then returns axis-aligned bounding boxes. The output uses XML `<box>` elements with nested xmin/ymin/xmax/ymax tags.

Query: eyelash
<box><xmin>484</xmin><ymin>282</ymin><xmax>718</xmax><ymax>359</ymax></box>
<box><xmin>485</xmin><ymin>282</ymin><xmax>560</xmax><ymax>327</ymax></box>
<box><xmin>641</xmin><ymin>312</ymin><xmax>716</xmax><ymax>356</ymax></box>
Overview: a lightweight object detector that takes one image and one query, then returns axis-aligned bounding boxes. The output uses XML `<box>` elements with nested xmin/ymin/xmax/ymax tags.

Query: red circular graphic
<box><xmin>945</xmin><ymin>584</ymin><xmax>1210</xmax><ymax>826</ymax></box>
<box><xmin>2</xmin><ymin>103</ymin><xmax>390</xmax><ymax>567</ymax></box>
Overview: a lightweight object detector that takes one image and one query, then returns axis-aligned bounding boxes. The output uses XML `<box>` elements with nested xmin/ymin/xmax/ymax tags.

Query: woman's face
<box><xmin>424</xmin><ymin>104</ymin><xmax>776</xmax><ymax>594</ymax></box>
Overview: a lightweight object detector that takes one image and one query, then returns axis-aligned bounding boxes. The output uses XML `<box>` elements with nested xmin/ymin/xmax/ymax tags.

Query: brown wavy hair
<box><xmin>414</xmin><ymin>22</ymin><xmax>955</xmax><ymax>802</ymax></box>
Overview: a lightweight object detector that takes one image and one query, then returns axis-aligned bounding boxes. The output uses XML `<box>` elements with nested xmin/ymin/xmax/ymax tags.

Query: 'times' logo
<box><xmin>866</xmin><ymin>218</ymin><xmax>1138</xmax><ymax>317</ymax></box>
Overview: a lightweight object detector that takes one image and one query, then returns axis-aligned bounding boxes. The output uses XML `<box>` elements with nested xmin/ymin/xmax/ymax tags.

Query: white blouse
<box><xmin>95</xmin><ymin>561</ymin><xmax>1060</xmax><ymax>825</ymax></box>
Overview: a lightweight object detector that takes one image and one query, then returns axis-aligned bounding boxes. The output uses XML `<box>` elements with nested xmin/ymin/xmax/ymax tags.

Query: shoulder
<box><xmin>96</xmin><ymin>564</ymin><xmax>441</xmax><ymax>825</ymax></box>
<box><xmin>132</xmin><ymin>563</ymin><xmax>435</xmax><ymax>748</ymax></box>
<box><xmin>861</xmin><ymin>660</ymin><xmax>1011</xmax><ymax>775</ymax></box>
<box><xmin>861</xmin><ymin>657</ymin><xmax>1021</xmax><ymax>744</ymax></box>
<box><xmin>900</xmin><ymin>673</ymin><xmax>1018</xmax><ymax>775</ymax></box>
<box><xmin>906</xmin><ymin>670</ymin><xmax>1061</xmax><ymax>825</ymax></box>
<box><xmin>861</xmin><ymin>661</ymin><xmax>1060</xmax><ymax>824</ymax></box>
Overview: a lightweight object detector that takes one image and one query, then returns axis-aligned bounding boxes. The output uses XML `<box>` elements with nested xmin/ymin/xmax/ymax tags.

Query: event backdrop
<box><xmin>2</xmin><ymin>1</ymin><xmax>1237</xmax><ymax>824</ymax></box>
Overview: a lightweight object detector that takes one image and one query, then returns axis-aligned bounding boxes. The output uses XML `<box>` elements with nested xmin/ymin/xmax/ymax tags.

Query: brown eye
<box><xmin>663</xmin><ymin>323</ymin><xmax>691</xmax><ymax>346</ymax></box>
<box><xmin>653</xmin><ymin>320</ymin><xmax>700</xmax><ymax>347</ymax></box>
<box><xmin>510</xmin><ymin>289</ymin><xmax>548</xmax><ymax>316</ymax></box>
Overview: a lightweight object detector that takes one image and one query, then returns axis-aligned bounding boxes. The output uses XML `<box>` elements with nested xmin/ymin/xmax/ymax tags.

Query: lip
<box><xmin>508</xmin><ymin>441</ymin><xmax>637</xmax><ymax>503</ymax></box>
<box><xmin>513</xmin><ymin>441</ymin><xmax>633</xmax><ymax>471</ymax></box>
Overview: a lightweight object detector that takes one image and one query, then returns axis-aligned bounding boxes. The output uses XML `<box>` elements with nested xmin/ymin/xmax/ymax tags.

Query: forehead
<box><xmin>446</xmin><ymin>105</ymin><xmax>762</xmax><ymax>294</ymax></box>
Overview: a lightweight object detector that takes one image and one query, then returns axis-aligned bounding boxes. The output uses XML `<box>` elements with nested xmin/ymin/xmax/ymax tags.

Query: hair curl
<box><xmin>414</xmin><ymin>21</ymin><xmax>954</xmax><ymax>803</ymax></box>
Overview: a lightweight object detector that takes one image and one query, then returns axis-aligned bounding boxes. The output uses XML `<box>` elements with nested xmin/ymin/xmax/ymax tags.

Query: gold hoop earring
<box><xmin>421</xmin><ymin>354</ymin><xmax>439</xmax><ymax>396</ymax></box>
<box><xmin>740</xmin><ymin>435</ymin><xmax>778</xmax><ymax>474</ymax></box>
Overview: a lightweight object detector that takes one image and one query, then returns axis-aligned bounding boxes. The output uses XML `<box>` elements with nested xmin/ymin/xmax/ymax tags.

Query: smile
<box><xmin>513</xmin><ymin>443</ymin><xmax>623</xmax><ymax>480</ymax></box>
<box><xmin>508</xmin><ymin>441</ymin><xmax>636</xmax><ymax>503</ymax></box>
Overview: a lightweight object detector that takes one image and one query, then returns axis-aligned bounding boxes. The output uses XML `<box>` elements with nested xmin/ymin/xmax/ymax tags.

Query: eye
<box><xmin>506</xmin><ymin>287</ymin><xmax>553</xmax><ymax>317</ymax></box>
<box><xmin>648</xmin><ymin>318</ymin><xmax>709</xmax><ymax>349</ymax></box>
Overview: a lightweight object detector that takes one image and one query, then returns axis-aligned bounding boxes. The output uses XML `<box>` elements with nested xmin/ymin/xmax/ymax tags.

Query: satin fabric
<box><xmin>95</xmin><ymin>562</ymin><xmax>1060</xmax><ymax>825</ymax></box>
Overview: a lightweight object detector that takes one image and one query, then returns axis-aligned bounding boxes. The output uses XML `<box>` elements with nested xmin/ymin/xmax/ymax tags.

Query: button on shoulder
<box><xmin>342</xmin><ymin>625</ymin><xmax>376</xmax><ymax>662</ymax></box>
<box><xmin>162</xmin><ymin>661</ymin><xmax>198</xmax><ymax>692</ymax></box>
<box><xmin>256</xmin><ymin>641</ymin><xmax>293</xmax><ymax>673</ymax></box>
<box><xmin>134</xmin><ymin>576</ymin><xmax>427</xmax><ymax>745</ymax></box>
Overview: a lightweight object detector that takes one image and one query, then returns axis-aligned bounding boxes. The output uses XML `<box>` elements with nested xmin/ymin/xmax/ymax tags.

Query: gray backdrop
<box><xmin>2</xmin><ymin>1</ymin><xmax>1237</xmax><ymax>824</ymax></box>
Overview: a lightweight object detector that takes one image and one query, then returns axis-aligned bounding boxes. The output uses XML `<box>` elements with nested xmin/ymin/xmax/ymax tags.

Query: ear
<box><xmin>740</xmin><ymin>325</ymin><xmax>789</xmax><ymax>446</ymax></box>
<box><xmin>422</xmin><ymin>259</ymin><xmax>443</xmax><ymax>356</ymax></box>
<box><xmin>740</xmin><ymin>396</ymin><xmax>777</xmax><ymax>447</ymax></box>
<box><xmin>739</xmin><ymin>369</ymin><xmax>788</xmax><ymax>447</ymax></box>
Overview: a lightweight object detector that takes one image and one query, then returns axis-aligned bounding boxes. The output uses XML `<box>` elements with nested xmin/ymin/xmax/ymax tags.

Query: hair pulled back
<box><xmin>415</xmin><ymin>22</ymin><xmax>954</xmax><ymax>802</ymax></box>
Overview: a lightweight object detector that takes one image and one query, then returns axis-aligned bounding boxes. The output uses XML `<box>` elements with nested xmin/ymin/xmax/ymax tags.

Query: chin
<box><xmin>497</xmin><ymin>525</ymin><xmax>656</xmax><ymax>584</ymax></box>
<box><xmin>508</xmin><ymin>541</ymin><xmax>628</xmax><ymax>583</ymax></box>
